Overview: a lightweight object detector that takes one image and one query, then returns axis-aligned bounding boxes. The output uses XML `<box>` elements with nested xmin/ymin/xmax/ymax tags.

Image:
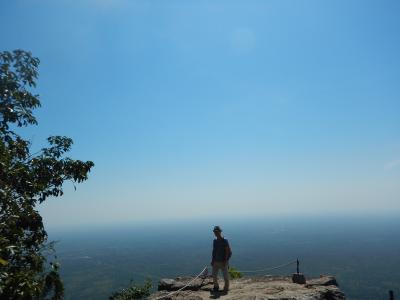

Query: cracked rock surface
<box><xmin>148</xmin><ymin>275</ymin><xmax>345</xmax><ymax>300</ymax></box>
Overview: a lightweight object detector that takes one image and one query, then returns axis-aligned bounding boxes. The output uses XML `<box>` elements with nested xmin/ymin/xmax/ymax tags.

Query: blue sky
<box><xmin>1</xmin><ymin>0</ymin><xmax>399</xmax><ymax>228</ymax></box>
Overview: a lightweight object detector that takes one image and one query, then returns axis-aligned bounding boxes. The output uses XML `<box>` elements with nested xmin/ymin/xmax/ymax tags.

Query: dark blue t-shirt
<box><xmin>212</xmin><ymin>238</ymin><xmax>230</xmax><ymax>262</ymax></box>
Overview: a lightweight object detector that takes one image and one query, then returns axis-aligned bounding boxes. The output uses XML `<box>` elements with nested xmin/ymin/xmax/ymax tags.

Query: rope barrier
<box><xmin>237</xmin><ymin>259</ymin><xmax>297</xmax><ymax>273</ymax></box>
<box><xmin>154</xmin><ymin>259</ymin><xmax>297</xmax><ymax>299</ymax></box>
<box><xmin>155</xmin><ymin>266</ymin><xmax>208</xmax><ymax>300</ymax></box>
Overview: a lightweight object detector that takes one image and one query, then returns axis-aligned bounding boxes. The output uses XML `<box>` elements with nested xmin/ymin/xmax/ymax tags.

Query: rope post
<box><xmin>389</xmin><ymin>290</ymin><xmax>394</xmax><ymax>300</ymax></box>
<box><xmin>292</xmin><ymin>258</ymin><xmax>305</xmax><ymax>284</ymax></box>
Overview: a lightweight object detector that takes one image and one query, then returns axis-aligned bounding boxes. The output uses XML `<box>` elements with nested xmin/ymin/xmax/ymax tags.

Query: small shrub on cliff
<box><xmin>109</xmin><ymin>279</ymin><xmax>152</xmax><ymax>300</ymax></box>
<box><xmin>228</xmin><ymin>266</ymin><xmax>243</xmax><ymax>279</ymax></box>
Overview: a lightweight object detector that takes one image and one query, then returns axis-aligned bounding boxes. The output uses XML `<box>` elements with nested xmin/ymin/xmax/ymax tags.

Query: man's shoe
<box><xmin>212</xmin><ymin>286</ymin><xmax>219</xmax><ymax>292</ymax></box>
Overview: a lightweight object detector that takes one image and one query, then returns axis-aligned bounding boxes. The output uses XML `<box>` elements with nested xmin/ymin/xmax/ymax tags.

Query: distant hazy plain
<box><xmin>48</xmin><ymin>215</ymin><xmax>400</xmax><ymax>300</ymax></box>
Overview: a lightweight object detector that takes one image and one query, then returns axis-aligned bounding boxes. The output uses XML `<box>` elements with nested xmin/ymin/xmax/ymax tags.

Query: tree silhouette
<box><xmin>0</xmin><ymin>50</ymin><xmax>94</xmax><ymax>299</ymax></box>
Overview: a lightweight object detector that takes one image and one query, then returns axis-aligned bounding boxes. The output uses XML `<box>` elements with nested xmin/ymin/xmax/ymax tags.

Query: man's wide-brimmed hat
<box><xmin>213</xmin><ymin>226</ymin><xmax>222</xmax><ymax>232</ymax></box>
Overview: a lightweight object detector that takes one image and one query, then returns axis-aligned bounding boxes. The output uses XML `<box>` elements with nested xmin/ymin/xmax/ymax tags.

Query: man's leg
<box><xmin>222</xmin><ymin>263</ymin><xmax>229</xmax><ymax>291</ymax></box>
<box><xmin>212</xmin><ymin>263</ymin><xmax>219</xmax><ymax>290</ymax></box>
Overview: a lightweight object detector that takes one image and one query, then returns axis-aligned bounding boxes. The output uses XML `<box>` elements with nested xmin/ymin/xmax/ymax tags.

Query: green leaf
<box><xmin>0</xmin><ymin>258</ymin><xmax>8</xmax><ymax>266</ymax></box>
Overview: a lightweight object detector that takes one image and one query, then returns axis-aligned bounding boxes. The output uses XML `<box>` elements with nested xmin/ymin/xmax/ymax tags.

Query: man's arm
<box><xmin>225</xmin><ymin>241</ymin><xmax>232</xmax><ymax>262</ymax></box>
<box><xmin>211</xmin><ymin>240</ymin><xmax>216</xmax><ymax>266</ymax></box>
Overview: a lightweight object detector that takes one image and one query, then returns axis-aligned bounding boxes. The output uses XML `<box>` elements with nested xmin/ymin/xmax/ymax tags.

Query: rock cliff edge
<box><xmin>148</xmin><ymin>275</ymin><xmax>345</xmax><ymax>300</ymax></box>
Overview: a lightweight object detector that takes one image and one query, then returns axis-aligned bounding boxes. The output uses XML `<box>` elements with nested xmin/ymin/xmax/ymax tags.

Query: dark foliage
<box><xmin>109</xmin><ymin>279</ymin><xmax>152</xmax><ymax>300</ymax></box>
<box><xmin>0</xmin><ymin>50</ymin><xmax>94</xmax><ymax>299</ymax></box>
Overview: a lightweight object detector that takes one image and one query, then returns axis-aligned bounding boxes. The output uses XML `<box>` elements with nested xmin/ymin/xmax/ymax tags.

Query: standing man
<box><xmin>211</xmin><ymin>225</ymin><xmax>232</xmax><ymax>293</ymax></box>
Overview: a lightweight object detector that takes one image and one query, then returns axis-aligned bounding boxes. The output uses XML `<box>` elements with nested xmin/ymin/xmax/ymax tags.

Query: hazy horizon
<box><xmin>46</xmin><ymin>216</ymin><xmax>400</xmax><ymax>300</ymax></box>
<box><xmin>43</xmin><ymin>211</ymin><xmax>400</xmax><ymax>233</ymax></box>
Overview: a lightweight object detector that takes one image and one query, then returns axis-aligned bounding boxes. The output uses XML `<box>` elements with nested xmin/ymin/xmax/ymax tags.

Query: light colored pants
<box><xmin>212</xmin><ymin>261</ymin><xmax>229</xmax><ymax>290</ymax></box>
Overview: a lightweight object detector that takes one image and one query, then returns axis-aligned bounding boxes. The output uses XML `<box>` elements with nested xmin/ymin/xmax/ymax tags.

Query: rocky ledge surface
<box><xmin>148</xmin><ymin>275</ymin><xmax>345</xmax><ymax>300</ymax></box>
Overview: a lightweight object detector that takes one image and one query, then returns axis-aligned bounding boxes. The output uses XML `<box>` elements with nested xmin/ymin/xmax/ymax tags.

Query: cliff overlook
<box><xmin>148</xmin><ymin>274</ymin><xmax>345</xmax><ymax>300</ymax></box>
